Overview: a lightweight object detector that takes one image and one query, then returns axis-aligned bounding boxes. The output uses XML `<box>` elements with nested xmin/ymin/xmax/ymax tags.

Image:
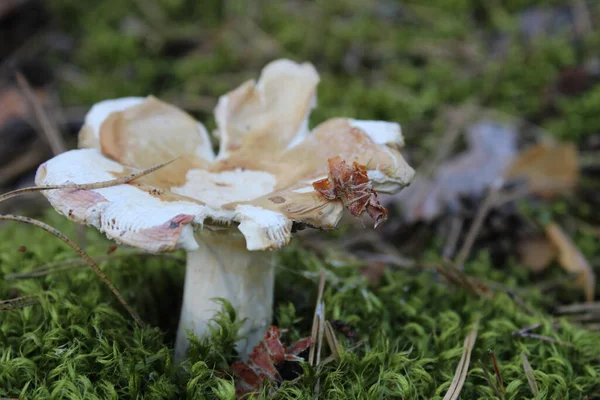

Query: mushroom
<box><xmin>35</xmin><ymin>59</ymin><xmax>415</xmax><ymax>362</ymax></box>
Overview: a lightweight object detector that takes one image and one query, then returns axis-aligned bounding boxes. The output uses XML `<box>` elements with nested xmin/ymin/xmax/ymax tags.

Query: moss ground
<box><xmin>2</xmin><ymin>0</ymin><xmax>600</xmax><ymax>399</ymax></box>
<box><xmin>1</xmin><ymin>214</ymin><xmax>599</xmax><ymax>399</ymax></box>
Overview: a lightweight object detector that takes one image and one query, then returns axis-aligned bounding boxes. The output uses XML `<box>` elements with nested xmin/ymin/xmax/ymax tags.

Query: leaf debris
<box><xmin>313</xmin><ymin>156</ymin><xmax>388</xmax><ymax>227</ymax></box>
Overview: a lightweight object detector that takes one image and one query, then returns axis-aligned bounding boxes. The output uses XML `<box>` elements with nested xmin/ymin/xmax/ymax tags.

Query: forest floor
<box><xmin>1</xmin><ymin>1</ymin><xmax>600</xmax><ymax>399</ymax></box>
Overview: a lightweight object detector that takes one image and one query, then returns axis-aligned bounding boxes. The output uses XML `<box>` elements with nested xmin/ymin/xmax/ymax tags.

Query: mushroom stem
<box><xmin>174</xmin><ymin>234</ymin><xmax>275</xmax><ymax>363</ymax></box>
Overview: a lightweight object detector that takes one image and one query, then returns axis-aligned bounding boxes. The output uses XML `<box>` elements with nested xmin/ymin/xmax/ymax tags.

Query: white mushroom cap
<box><xmin>36</xmin><ymin>59</ymin><xmax>415</xmax><ymax>253</ymax></box>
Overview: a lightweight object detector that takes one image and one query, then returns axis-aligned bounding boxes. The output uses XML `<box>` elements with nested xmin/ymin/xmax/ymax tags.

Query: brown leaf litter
<box><xmin>545</xmin><ymin>222</ymin><xmax>595</xmax><ymax>302</ymax></box>
<box><xmin>505</xmin><ymin>142</ymin><xmax>578</xmax><ymax>197</ymax></box>
<box><xmin>519</xmin><ymin>222</ymin><xmax>595</xmax><ymax>302</ymax></box>
<box><xmin>231</xmin><ymin>326</ymin><xmax>312</xmax><ymax>397</ymax></box>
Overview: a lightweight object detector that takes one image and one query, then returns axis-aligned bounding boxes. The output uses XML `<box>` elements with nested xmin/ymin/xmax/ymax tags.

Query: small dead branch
<box><xmin>432</xmin><ymin>261</ymin><xmax>490</xmax><ymax>297</ymax></box>
<box><xmin>309</xmin><ymin>271</ymin><xmax>327</xmax><ymax>400</ymax></box>
<box><xmin>478</xmin><ymin>360</ymin><xmax>503</xmax><ymax>399</ymax></box>
<box><xmin>443</xmin><ymin>215</ymin><xmax>464</xmax><ymax>259</ymax></box>
<box><xmin>454</xmin><ymin>178</ymin><xmax>504</xmax><ymax>268</ymax></box>
<box><xmin>521</xmin><ymin>352</ymin><xmax>539</xmax><ymax>396</ymax></box>
<box><xmin>309</xmin><ymin>271</ymin><xmax>327</xmax><ymax>366</ymax></box>
<box><xmin>506</xmin><ymin>290</ymin><xmax>535</xmax><ymax>315</ymax></box>
<box><xmin>0</xmin><ymin>294</ymin><xmax>40</xmax><ymax>310</ymax></box>
<box><xmin>442</xmin><ymin>323</ymin><xmax>479</xmax><ymax>400</ymax></box>
<box><xmin>0</xmin><ymin>214</ymin><xmax>144</xmax><ymax>328</ymax></box>
<box><xmin>5</xmin><ymin>253</ymin><xmax>185</xmax><ymax>280</ymax></box>
<box><xmin>555</xmin><ymin>302</ymin><xmax>600</xmax><ymax>330</ymax></box>
<box><xmin>0</xmin><ymin>158</ymin><xmax>175</xmax><ymax>203</ymax></box>
<box><xmin>512</xmin><ymin>324</ymin><xmax>574</xmax><ymax>348</ymax></box>
<box><xmin>324</xmin><ymin>320</ymin><xmax>341</xmax><ymax>362</ymax></box>
<box><xmin>513</xmin><ymin>323</ymin><xmax>542</xmax><ymax>336</ymax></box>
<box><xmin>15</xmin><ymin>71</ymin><xmax>67</xmax><ymax>155</ymax></box>
<box><xmin>488</xmin><ymin>349</ymin><xmax>504</xmax><ymax>395</ymax></box>
<box><xmin>557</xmin><ymin>302</ymin><xmax>600</xmax><ymax>314</ymax></box>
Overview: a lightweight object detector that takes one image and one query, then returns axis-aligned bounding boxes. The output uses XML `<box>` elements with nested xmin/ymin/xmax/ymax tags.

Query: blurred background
<box><xmin>1</xmin><ymin>0</ymin><xmax>599</xmax><ymax>296</ymax></box>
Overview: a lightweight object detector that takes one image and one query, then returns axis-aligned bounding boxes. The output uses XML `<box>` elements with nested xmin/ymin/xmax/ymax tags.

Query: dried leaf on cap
<box><xmin>36</xmin><ymin>59</ymin><xmax>414</xmax><ymax>253</ymax></box>
<box><xmin>313</xmin><ymin>156</ymin><xmax>388</xmax><ymax>227</ymax></box>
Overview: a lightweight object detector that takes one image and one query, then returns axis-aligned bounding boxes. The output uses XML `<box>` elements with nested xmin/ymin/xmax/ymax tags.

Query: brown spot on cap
<box><xmin>268</xmin><ymin>196</ymin><xmax>286</xmax><ymax>204</ymax></box>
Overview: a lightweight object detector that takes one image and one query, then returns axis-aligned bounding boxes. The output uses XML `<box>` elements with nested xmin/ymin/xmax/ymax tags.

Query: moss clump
<box><xmin>1</xmin><ymin>213</ymin><xmax>599</xmax><ymax>399</ymax></box>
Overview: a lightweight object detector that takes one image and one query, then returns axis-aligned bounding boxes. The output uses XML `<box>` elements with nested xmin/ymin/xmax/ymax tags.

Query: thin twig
<box><xmin>443</xmin><ymin>261</ymin><xmax>487</xmax><ymax>297</ymax></box>
<box><xmin>512</xmin><ymin>326</ymin><xmax>574</xmax><ymax>348</ymax></box>
<box><xmin>488</xmin><ymin>349</ymin><xmax>504</xmax><ymax>395</ymax></box>
<box><xmin>556</xmin><ymin>302</ymin><xmax>600</xmax><ymax>314</ymax></box>
<box><xmin>5</xmin><ymin>253</ymin><xmax>185</xmax><ymax>280</ymax></box>
<box><xmin>443</xmin><ymin>215</ymin><xmax>464</xmax><ymax>260</ymax></box>
<box><xmin>518</xmin><ymin>332</ymin><xmax>574</xmax><ymax>348</ymax></box>
<box><xmin>316</xmin><ymin>302</ymin><xmax>326</xmax><ymax>366</ymax></box>
<box><xmin>478</xmin><ymin>360</ymin><xmax>503</xmax><ymax>399</ymax></box>
<box><xmin>0</xmin><ymin>294</ymin><xmax>41</xmax><ymax>311</ymax></box>
<box><xmin>521</xmin><ymin>352</ymin><xmax>539</xmax><ymax>396</ymax></box>
<box><xmin>506</xmin><ymin>290</ymin><xmax>535</xmax><ymax>315</ymax></box>
<box><xmin>324</xmin><ymin>320</ymin><xmax>341</xmax><ymax>361</ymax></box>
<box><xmin>15</xmin><ymin>72</ymin><xmax>67</xmax><ymax>155</ymax></box>
<box><xmin>443</xmin><ymin>323</ymin><xmax>479</xmax><ymax>400</ymax></box>
<box><xmin>0</xmin><ymin>158</ymin><xmax>175</xmax><ymax>203</ymax></box>
<box><xmin>454</xmin><ymin>178</ymin><xmax>504</xmax><ymax>268</ymax></box>
<box><xmin>309</xmin><ymin>271</ymin><xmax>327</xmax><ymax>365</ymax></box>
<box><xmin>309</xmin><ymin>271</ymin><xmax>327</xmax><ymax>400</ymax></box>
<box><xmin>0</xmin><ymin>215</ymin><xmax>145</xmax><ymax>328</ymax></box>
<box><xmin>512</xmin><ymin>323</ymin><xmax>543</xmax><ymax>336</ymax></box>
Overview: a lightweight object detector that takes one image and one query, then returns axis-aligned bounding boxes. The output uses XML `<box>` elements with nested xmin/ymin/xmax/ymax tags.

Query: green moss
<box><xmin>1</xmin><ymin>213</ymin><xmax>599</xmax><ymax>399</ymax></box>
<box><xmin>49</xmin><ymin>0</ymin><xmax>600</xmax><ymax>147</ymax></box>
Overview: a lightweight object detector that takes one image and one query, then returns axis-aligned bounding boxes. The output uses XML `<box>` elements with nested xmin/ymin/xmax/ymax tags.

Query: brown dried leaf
<box><xmin>518</xmin><ymin>236</ymin><xmax>557</xmax><ymax>272</ymax></box>
<box><xmin>506</xmin><ymin>142</ymin><xmax>578</xmax><ymax>197</ymax></box>
<box><xmin>232</xmin><ymin>326</ymin><xmax>312</xmax><ymax>397</ymax></box>
<box><xmin>313</xmin><ymin>156</ymin><xmax>388</xmax><ymax>227</ymax></box>
<box><xmin>442</xmin><ymin>324</ymin><xmax>479</xmax><ymax>400</ymax></box>
<box><xmin>545</xmin><ymin>222</ymin><xmax>595</xmax><ymax>302</ymax></box>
